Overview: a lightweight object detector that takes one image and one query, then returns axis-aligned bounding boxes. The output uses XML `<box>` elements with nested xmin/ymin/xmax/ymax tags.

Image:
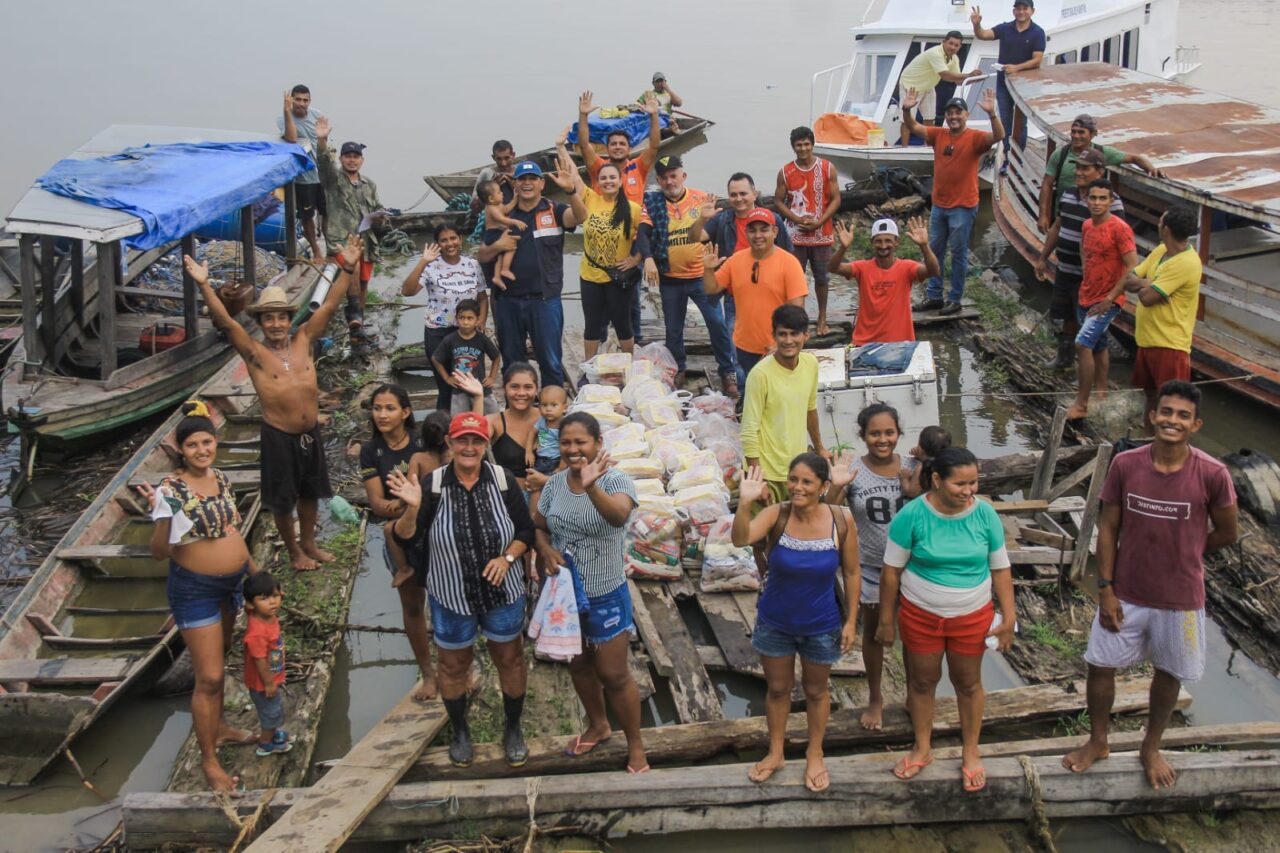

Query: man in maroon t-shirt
<box><xmin>1063</xmin><ymin>381</ymin><xmax>1237</xmax><ymax>790</ymax></box>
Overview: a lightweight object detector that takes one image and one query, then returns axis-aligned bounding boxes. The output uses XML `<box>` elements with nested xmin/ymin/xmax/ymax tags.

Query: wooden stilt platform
<box><xmin>122</xmin><ymin>724</ymin><xmax>1280</xmax><ymax>848</ymax></box>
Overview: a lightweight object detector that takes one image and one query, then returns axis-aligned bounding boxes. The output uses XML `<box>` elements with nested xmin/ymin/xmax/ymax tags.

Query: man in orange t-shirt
<box><xmin>829</xmin><ymin>216</ymin><xmax>940</xmax><ymax>345</ymax></box>
<box><xmin>703</xmin><ymin>208</ymin><xmax>808</xmax><ymax>389</ymax></box>
<box><xmin>578</xmin><ymin>90</ymin><xmax>661</xmax><ymax>205</ymax></box>
<box><xmin>902</xmin><ymin>88</ymin><xmax>1003</xmax><ymax>316</ymax></box>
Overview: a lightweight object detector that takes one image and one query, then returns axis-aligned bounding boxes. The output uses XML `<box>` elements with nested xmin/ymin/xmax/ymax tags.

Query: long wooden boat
<box><xmin>2</xmin><ymin>125</ymin><xmax>308</xmax><ymax>458</ymax></box>
<box><xmin>0</xmin><ymin>260</ymin><xmax>318</xmax><ymax>786</ymax></box>
<box><xmin>423</xmin><ymin>112</ymin><xmax>715</xmax><ymax>203</ymax></box>
<box><xmin>995</xmin><ymin>65</ymin><xmax>1280</xmax><ymax>410</ymax></box>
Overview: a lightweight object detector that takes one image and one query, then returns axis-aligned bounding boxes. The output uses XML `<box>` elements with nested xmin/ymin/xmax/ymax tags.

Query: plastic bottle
<box><xmin>328</xmin><ymin>495</ymin><xmax>360</xmax><ymax>526</ymax></box>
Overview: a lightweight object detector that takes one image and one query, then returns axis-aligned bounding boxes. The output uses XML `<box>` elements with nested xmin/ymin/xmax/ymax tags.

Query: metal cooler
<box><xmin>811</xmin><ymin>341</ymin><xmax>940</xmax><ymax>455</ymax></box>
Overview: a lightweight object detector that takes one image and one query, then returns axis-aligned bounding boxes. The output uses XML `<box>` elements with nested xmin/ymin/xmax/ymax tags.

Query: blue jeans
<box><xmin>167</xmin><ymin>561</ymin><xmax>247</xmax><ymax>630</ymax></box>
<box><xmin>751</xmin><ymin>620</ymin><xmax>842</xmax><ymax>665</ymax></box>
<box><xmin>927</xmin><ymin>204</ymin><xmax>979</xmax><ymax>304</ymax></box>
<box><xmin>996</xmin><ymin>76</ymin><xmax>1025</xmax><ymax>153</ymax></box>
<box><xmin>1075</xmin><ymin>302</ymin><xmax>1122</xmax><ymax>352</ymax></box>
<box><xmin>581</xmin><ymin>582</ymin><xmax>636</xmax><ymax>646</ymax></box>
<box><xmin>493</xmin><ymin>294</ymin><xmax>564</xmax><ymax>386</ymax></box>
<box><xmin>428</xmin><ymin>594</ymin><xmax>527</xmax><ymax>650</ymax></box>
<box><xmin>735</xmin><ymin>346</ymin><xmax>763</xmax><ymax>398</ymax></box>
<box><xmin>249</xmin><ymin>688</ymin><xmax>285</xmax><ymax>729</ymax></box>
<box><xmin>659</xmin><ymin>275</ymin><xmax>735</xmax><ymax>378</ymax></box>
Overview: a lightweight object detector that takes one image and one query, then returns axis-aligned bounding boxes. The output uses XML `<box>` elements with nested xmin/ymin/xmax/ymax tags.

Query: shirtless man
<box><xmin>182</xmin><ymin>236</ymin><xmax>360</xmax><ymax>570</ymax></box>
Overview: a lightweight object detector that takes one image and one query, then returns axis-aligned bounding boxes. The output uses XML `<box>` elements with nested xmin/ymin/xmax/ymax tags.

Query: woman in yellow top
<box><xmin>562</xmin><ymin>134</ymin><xmax>645</xmax><ymax>359</ymax></box>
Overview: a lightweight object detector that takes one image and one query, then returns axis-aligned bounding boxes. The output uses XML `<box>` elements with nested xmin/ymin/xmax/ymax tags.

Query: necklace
<box><xmin>269</xmin><ymin>342</ymin><xmax>292</xmax><ymax>371</ymax></box>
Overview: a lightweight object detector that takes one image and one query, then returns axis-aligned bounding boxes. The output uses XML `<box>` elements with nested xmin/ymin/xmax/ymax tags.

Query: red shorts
<box><xmin>1132</xmin><ymin>346</ymin><xmax>1190</xmax><ymax>392</ymax></box>
<box><xmin>897</xmin><ymin>597</ymin><xmax>994</xmax><ymax>657</ymax></box>
<box><xmin>329</xmin><ymin>254</ymin><xmax>373</xmax><ymax>284</ymax></box>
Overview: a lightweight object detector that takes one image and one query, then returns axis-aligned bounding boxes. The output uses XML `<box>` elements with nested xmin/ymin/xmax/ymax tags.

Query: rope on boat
<box><xmin>226</xmin><ymin>787</ymin><xmax>277</xmax><ymax>853</ymax></box>
<box><xmin>937</xmin><ymin>372</ymin><xmax>1268</xmax><ymax>400</ymax></box>
<box><xmin>521</xmin><ymin>775</ymin><xmax>542</xmax><ymax>853</ymax></box>
<box><xmin>1017</xmin><ymin>755</ymin><xmax>1059</xmax><ymax>853</ymax></box>
<box><xmin>378</xmin><ymin>228</ymin><xmax>417</xmax><ymax>258</ymax></box>
<box><xmin>391</xmin><ymin>793</ymin><xmax>459</xmax><ymax>815</ymax></box>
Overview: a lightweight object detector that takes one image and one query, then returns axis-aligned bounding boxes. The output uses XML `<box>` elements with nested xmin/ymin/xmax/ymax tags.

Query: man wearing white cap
<box><xmin>828</xmin><ymin>217</ymin><xmax>939</xmax><ymax>345</ymax></box>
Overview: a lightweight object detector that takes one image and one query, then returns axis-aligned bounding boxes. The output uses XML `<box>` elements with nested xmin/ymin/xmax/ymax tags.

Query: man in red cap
<box><xmin>702</xmin><ymin>208</ymin><xmax>808</xmax><ymax>393</ymax></box>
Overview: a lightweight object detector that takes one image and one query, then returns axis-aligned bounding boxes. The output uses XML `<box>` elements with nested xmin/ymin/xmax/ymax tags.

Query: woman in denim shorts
<box><xmin>135</xmin><ymin>401</ymin><xmax>256</xmax><ymax>792</ymax></box>
<box><xmin>533</xmin><ymin>413</ymin><xmax>649</xmax><ymax>774</ymax></box>
<box><xmin>732</xmin><ymin>454</ymin><xmax>861</xmax><ymax>793</ymax></box>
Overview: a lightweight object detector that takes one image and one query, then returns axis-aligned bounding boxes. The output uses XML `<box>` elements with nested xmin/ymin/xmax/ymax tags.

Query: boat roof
<box><xmin>852</xmin><ymin>0</ymin><xmax>1147</xmax><ymax>37</ymax></box>
<box><xmin>5</xmin><ymin>125</ymin><xmax>284</xmax><ymax>243</ymax></box>
<box><xmin>1007</xmin><ymin>65</ymin><xmax>1280</xmax><ymax>225</ymax></box>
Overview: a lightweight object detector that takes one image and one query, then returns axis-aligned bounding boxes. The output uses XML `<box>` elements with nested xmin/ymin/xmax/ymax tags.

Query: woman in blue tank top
<box><xmin>732</xmin><ymin>453</ymin><xmax>860</xmax><ymax>793</ymax></box>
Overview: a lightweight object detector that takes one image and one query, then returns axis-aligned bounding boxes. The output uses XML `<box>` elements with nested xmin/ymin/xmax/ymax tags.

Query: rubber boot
<box><xmin>1044</xmin><ymin>334</ymin><xmax>1075</xmax><ymax>371</ymax></box>
<box><xmin>502</xmin><ymin>693</ymin><xmax>529</xmax><ymax>767</ymax></box>
<box><xmin>443</xmin><ymin>695</ymin><xmax>473</xmax><ymax>768</ymax></box>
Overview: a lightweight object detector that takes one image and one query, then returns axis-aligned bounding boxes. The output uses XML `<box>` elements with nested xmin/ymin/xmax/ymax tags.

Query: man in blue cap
<box><xmin>476</xmin><ymin>152</ymin><xmax>582</xmax><ymax>386</ymax></box>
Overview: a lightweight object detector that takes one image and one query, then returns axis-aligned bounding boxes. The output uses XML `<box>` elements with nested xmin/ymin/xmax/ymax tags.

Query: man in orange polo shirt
<box><xmin>577</xmin><ymin>90</ymin><xmax>661</xmax><ymax>204</ymax></box>
<box><xmin>828</xmin><ymin>216</ymin><xmax>940</xmax><ymax>345</ymax></box>
<box><xmin>901</xmin><ymin>88</ymin><xmax>1003</xmax><ymax>316</ymax></box>
<box><xmin>702</xmin><ymin>208</ymin><xmax>808</xmax><ymax>392</ymax></box>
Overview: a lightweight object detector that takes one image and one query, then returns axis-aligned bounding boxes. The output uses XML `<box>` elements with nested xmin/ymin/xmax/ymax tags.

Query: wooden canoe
<box><xmin>0</xmin><ymin>261</ymin><xmax>318</xmax><ymax>786</ymax></box>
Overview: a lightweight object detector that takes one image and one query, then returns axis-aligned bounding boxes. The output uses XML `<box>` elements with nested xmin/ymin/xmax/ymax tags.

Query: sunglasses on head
<box><xmin>944</xmin><ymin>145</ymin><xmax>955</xmax><ymax>156</ymax></box>
<box><xmin>751</xmin><ymin>261</ymin><xmax>760</xmax><ymax>284</ymax></box>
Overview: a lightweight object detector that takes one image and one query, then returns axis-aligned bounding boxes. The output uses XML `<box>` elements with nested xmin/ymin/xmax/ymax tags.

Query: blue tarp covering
<box><xmin>35</xmin><ymin>141</ymin><xmax>314</xmax><ymax>250</ymax></box>
<box><xmin>848</xmin><ymin>341</ymin><xmax>920</xmax><ymax>376</ymax></box>
<box><xmin>567</xmin><ymin>110</ymin><xmax>670</xmax><ymax>148</ymax></box>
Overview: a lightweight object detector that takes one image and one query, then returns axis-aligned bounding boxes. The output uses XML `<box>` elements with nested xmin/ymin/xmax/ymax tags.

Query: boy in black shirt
<box><xmin>431</xmin><ymin>299</ymin><xmax>501</xmax><ymax>414</ymax></box>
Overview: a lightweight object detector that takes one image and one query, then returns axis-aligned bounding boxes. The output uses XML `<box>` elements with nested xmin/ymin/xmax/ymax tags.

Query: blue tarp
<box><xmin>567</xmin><ymin>110</ymin><xmax>670</xmax><ymax>149</ymax></box>
<box><xmin>848</xmin><ymin>341</ymin><xmax>920</xmax><ymax>376</ymax></box>
<box><xmin>35</xmin><ymin>141</ymin><xmax>314</xmax><ymax>250</ymax></box>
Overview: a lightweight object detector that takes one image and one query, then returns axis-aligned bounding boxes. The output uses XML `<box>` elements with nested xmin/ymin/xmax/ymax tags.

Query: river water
<box><xmin>1</xmin><ymin>1</ymin><xmax>1278</xmax><ymax>850</ymax></box>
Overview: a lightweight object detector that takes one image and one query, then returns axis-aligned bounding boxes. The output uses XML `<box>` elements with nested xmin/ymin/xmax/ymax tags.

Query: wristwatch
<box><xmin>504</xmin><ymin>553</ymin><xmax>516</xmax><ymax>565</ymax></box>
<box><xmin>1097</xmin><ymin>577</ymin><xmax>1113</xmax><ymax>589</ymax></box>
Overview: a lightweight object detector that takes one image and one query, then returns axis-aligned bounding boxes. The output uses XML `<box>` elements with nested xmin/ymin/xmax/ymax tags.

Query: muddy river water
<box><xmin>0</xmin><ymin>0</ymin><xmax>1277</xmax><ymax>849</ymax></box>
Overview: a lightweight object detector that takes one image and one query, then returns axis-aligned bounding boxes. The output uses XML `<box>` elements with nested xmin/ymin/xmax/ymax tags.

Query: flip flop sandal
<box><xmin>564</xmin><ymin>733</ymin><xmax>611</xmax><ymax>757</ymax></box>
<box><xmin>962</xmin><ymin>765</ymin><xmax>987</xmax><ymax>792</ymax></box>
<box><xmin>626</xmin><ymin>764</ymin><xmax>650</xmax><ymax>774</ymax></box>
<box><xmin>893</xmin><ymin>755</ymin><xmax>935</xmax><ymax>780</ymax></box>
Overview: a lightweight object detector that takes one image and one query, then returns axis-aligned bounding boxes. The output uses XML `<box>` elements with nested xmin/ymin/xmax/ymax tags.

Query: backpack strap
<box><xmin>831</xmin><ymin>504</ymin><xmax>849</xmax><ymax>551</ymax></box>
<box><xmin>764</xmin><ymin>502</ymin><xmax>792</xmax><ymax>557</ymax></box>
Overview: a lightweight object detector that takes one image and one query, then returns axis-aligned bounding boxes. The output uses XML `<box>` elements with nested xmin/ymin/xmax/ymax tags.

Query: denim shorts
<box><xmin>751</xmin><ymin>620</ymin><xmax>842</xmax><ymax>665</ymax></box>
<box><xmin>582</xmin><ymin>582</ymin><xmax>636</xmax><ymax>647</ymax></box>
<box><xmin>534</xmin><ymin>455</ymin><xmax>561</xmax><ymax>475</ymax></box>
<box><xmin>249</xmin><ymin>687</ymin><xmax>286</xmax><ymax>729</ymax></box>
<box><xmin>166</xmin><ymin>561</ymin><xmax>248</xmax><ymax>630</ymax></box>
<box><xmin>1075</xmin><ymin>302</ymin><xmax>1122</xmax><ymax>352</ymax></box>
<box><xmin>429</xmin><ymin>594</ymin><xmax>526</xmax><ymax>650</ymax></box>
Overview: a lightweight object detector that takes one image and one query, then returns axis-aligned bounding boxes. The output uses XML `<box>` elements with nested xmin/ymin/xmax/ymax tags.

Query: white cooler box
<box><xmin>811</xmin><ymin>342</ymin><xmax>940</xmax><ymax>455</ymax></box>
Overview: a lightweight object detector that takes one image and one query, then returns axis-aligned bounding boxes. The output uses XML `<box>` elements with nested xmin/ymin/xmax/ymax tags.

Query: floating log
<box><xmin>316</xmin><ymin>674</ymin><xmax>1181</xmax><ymax>784</ymax></box>
<box><xmin>976</xmin><ymin>445</ymin><xmax>1096</xmax><ymax>495</ymax></box>
<box><xmin>125</xmin><ymin>732</ymin><xmax>1280</xmax><ymax>848</ymax></box>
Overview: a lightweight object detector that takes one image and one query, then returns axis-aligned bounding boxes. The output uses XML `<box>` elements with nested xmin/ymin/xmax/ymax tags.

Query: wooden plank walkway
<box><xmin>635</xmin><ymin>581</ymin><xmax>723</xmax><ymax>723</ymax></box>
<box><xmin>245</xmin><ymin>688</ymin><xmax>448</xmax><ymax>853</ymax></box>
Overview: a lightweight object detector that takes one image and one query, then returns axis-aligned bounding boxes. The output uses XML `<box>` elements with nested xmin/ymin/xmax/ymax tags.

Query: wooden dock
<box><xmin>122</xmin><ymin>724</ymin><xmax>1280</xmax><ymax>848</ymax></box>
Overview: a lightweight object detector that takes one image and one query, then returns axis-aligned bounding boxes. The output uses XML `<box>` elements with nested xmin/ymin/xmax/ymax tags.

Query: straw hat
<box><xmin>246</xmin><ymin>286</ymin><xmax>290</xmax><ymax>316</ymax></box>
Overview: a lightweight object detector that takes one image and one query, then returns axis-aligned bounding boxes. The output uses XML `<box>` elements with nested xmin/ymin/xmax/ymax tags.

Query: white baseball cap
<box><xmin>871</xmin><ymin>218</ymin><xmax>899</xmax><ymax>238</ymax></box>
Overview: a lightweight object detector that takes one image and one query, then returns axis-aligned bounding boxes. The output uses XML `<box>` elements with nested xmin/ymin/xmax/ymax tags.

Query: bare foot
<box><xmin>301</xmin><ymin>542</ymin><xmax>335</xmax><ymax>563</ymax></box>
<box><xmin>501</xmin><ymin>269</ymin><xmax>516</xmax><ymax>280</ymax></box>
<box><xmin>805</xmin><ymin>753</ymin><xmax>830</xmax><ymax>792</ymax></box>
<box><xmin>628</xmin><ymin>744</ymin><xmax>649</xmax><ymax>774</ymax></box>
<box><xmin>748</xmin><ymin>752</ymin><xmax>785</xmax><ymax>783</ymax></box>
<box><xmin>391</xmin><ymin>565</ymin><xmax>415</xmax><ymax>588</ymax></box>
<box><xmin>216</xmin><ymin>724</ymin><xmax>255</xmax><ymax>747</ymax></box>
<box><xmin>492</xmin><ymin>276</ymin><xmax>505</xmax><ymax>288</ymax></box>
<box><xmin>290</xmin><ymin>548</ymin><xmax>320</xmax><ymax>572</ymax></box>
<box><xmin>202</xmin><ymin>761</ymin><xmax>240</xmax><ymax>792</ymax></box>
<box><xmin>1062</xmin><ymin>739</ymin><xmax>1110</xmax><ymax>773</ymax></box>
<box><xmin>1065</xmin><ymin>402</ymin><xmax>1089</xmax><ymax>421</ymax></box>
<box><xmin>860</xmin><ymin>698</ymin><xmax>884</xmax><ymax>731</ymax></box>
<box><xmin>412</xmin><ymin>671</ymin><xmax>438</xmax><ymax>702</ymax></box>
<box><xmin>816</xmin><ymin>319</ymin><xmax>830</xmax><ymax>337</ymax></box>
<box><xmin>1140</xmin><ymin>748</ymin><xmax>1177</xmax><ymax>789</ymax></box>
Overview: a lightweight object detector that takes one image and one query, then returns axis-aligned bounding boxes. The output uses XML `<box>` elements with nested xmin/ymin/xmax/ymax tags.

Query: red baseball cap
<box><xmin>448</xmin><ymin>412</ymin><xmax>490</xmax><ymax>441</ymax></box>
<box><xmin>744</xmin><ymin>207</ymin><xmax>775</xmax><ymax>226</ymax></box>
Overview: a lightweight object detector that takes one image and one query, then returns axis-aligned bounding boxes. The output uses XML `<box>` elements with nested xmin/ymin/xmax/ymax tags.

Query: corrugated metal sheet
<box><xmin>1007</xmin><ymin>65</ymin><xmax>1280</xmax><ymax>224</ymax></box>
<box><xmin>5</xmin><ymin>125</ymin><xmax>283</xmax><ymax>242</ymax></box>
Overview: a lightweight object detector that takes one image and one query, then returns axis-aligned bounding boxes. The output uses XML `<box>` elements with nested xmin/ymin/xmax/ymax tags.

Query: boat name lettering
<box><xmin>1061</xmin><ymin>4</ymin><xmax>1088</xmax><ymax>18</ymax></box>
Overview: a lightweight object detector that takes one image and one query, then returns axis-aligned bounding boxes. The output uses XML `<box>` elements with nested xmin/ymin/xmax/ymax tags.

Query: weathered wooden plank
<box><xmin>245</xmin><ymin>688</ymin><xmax>448</xmax><ymax>853</ymax></box>
<box><xmin>98</xmin><ymin>241</ymin><xmax>118</xmax><ymax>378</ymax></box>
<box><xmin>356</xmin><ymin>674</ymin><xmax>1182</xmax><ymax>783</ymax></box>
<box><xmin>629</xmin><ymin>647</ymin><xmax>655</xmax><ymax>702</ymax></box>
<box><xmin>1071</xmin><ymin>443</ymin><xmax>1114</xmax><ymax>583</ymax></box>
<box><xmin>695</xmin><ymin>592</ymin><xmax>758</xmax><ymax>673</ymax></box>
<box><xmin>56</xmin><ymin>544</ymin><xmax>156</xmax><ymax>561</ymax></box>
<box><xmin>1046</xmin><ymin>456</ymin><xmax>1098</xmax><ymax>504</ymax></box>
<box><xmin>987</xmin><ymin>496</ymin><xmax>1086</xmax><ymax>514</ymax></box>
<box><xmin>0</xmin><ymin>657</ymin><xmax>137</xmax><ymax>685</ymax></box>
<box><xmin>1030</xmin><ymin>406</ymin><xmax>1069</xmax><ymax>499</ymax></box>
<box><xmin>977</xmin><ymin>445</ymin><xmax>1097</xmax><ymax>495</ymax></box>
<box><xmin>1007</xmin><ymin>547</ymin><xmax>1076</xmax><ymax>565</ymax></box>
<box><xmin>126</xmin><ymin>740</ymin><xmax>1280</xmax><ymax>846</ymax></box>
<box><xmin>129</xmin><ymin>469</ymin><xmax>260</xmax><ymax>489</ymax></box>
<box><xmin>1017</xmin><ymin>524</ymin><xmax>1073</xmax><ymax>549</ymax></box>
<box><xmin>627</xmin><ymin>579</ymin><xmax>672</xmax><ymax>676</ymax></box>
<box><xmin>43</xmin><ymin>632</ymin><xmax>167</xmax><ymax>650</ymax></box>
<box><xmin>636</xmin><ymin>583</ymin><xmax>722</xmax><ymax>723</ymax></box>
<box><xmin>696</xmin><ymin>644</ymin><xmax>864</xmax><ymax>679</ymax></box>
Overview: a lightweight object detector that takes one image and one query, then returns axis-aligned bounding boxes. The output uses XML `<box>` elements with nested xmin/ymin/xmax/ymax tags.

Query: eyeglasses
<box><xmin>751</xmin><ymin>261</ymin><xmax>760</xmax><ymax>284</ymax></box>
<box><xmin>944</xmin><ymin>145</ymin><xmax>955</xmax><ymax>156</ymax></box>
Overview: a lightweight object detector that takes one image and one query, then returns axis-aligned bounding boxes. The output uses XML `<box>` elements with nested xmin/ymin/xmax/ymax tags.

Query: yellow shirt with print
<box><xmin>899</xmin><ymin>45</ymin><xmax>960</xmax><ymax>94</ymax></box>
<box><xmin>1133</xmin><ymin>245</ymin><xmax>1202</xmax><ymax>352</ymax></box>
<box><xmin>739</xmin><ymin>353</ymin><xmax>819</xmax><ymax>483</ymax></box>
<box><xmin>579</xmin><ymin>187</ymin><xmax>642</xmax><ymax>284</ymax></box>
<box><xmin>655</xmin><ymin>188</ymin><xmax>710</xmax><ymax>279</ymax></box>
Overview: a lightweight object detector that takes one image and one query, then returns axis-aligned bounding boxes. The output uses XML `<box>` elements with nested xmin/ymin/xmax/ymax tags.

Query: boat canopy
<box><xmin>5</xmin><ymin>125</ymin><xmax>312</xmax><ymax>249</ymax></box>
<box><xmin>1007</xmin><ymin>65</ymin><xmax>1280</xmax><ymax>226</ymax></box>
<box><xmin>850</xmin><ymin>0</ymin><xmax>1148</xmax><ymax>37</ymax></box>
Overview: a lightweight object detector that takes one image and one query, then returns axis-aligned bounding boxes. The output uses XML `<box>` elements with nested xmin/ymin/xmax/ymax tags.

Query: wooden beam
<box><xmin>130</xmin><ymin>737</ymin><xmax>1280</xmax><ymax>847</ymax></box>
<box><xmin>354</xmin><ymin>675</ymin><xmax>1184</xmax><ymax>784</ymax></box>
<box><xmin>1030</xmin><ymin>406</ymin><xmax>1068</xmax><ymax>499</ymax></box>
<box><xmin>1046</xmin><ymin>456</ymin><xmax>1097</xmax><ymax>504</ymax></box>
<box><xmin>636</xmin><ymin>582</ymin><xmax>722</xmax><ymax>723</ymax></box>
<box><xmin>69</xmin><ymin>240</ymin><xmax>85</xmax><ymax>330</ymax></box>
<box><xmin>628</xmin><ymin>579</ymin><xmax>672</xmax><ymax>676</ymax></box>
<box><xmin>18</xmin><ymin>235</ymin><xmax>40</xmax><ymax>372</ymax></box>
<box><xmin>696</xmin><ymin>592</ymin><xmax>757</xmax><ymax>673</ymax></box>
<box><xmin>246</xmin><ymin>688</ymin><xmax>448</xmax><ymax>853</ymax></box>
<box><xmin>97</xmin><ymin>241</ymin><xmax>118</xmax><ymax>379</ymax></box>
<box><xmin>1070</xmin><ymin>442</ymin><xmax>1114</xmax><ymax>583</ymax></box>
<box><xmin>39</xmin><ymin>237</ymin><xmax>57</xmax><ymax>361</ymax></box>
<box><xmin>1016</xmin><ymin>524</ymin><xmax>1072</xmax><ymax>550</ymax></box>
<box><xmin>978</xmin><ymin>445</ymin><xmax>1098</xmax><ymax>495</ymax></box>
<box><xmin>180</xmin><ymin>234</ymin><xmax>198</xmax><ymax>340</ymax></box>
<box><xmin>240</xmin><ymin>205</ymin><xmax>257</xmax><ymax>290</ymax></box>
<box><xmin>283</xmin><ymin>183</ymin><xmax>298</xmax><ymax>266</ymax></box>
<box><xmin>986</xmin><ymin>496</ymin><xmax>1086</xmax><ymax>514</ymax></box>
<box><xmin>0</xmin><ymin>657</ymin><xmax>137</xmax><ymax>685</ymax></box>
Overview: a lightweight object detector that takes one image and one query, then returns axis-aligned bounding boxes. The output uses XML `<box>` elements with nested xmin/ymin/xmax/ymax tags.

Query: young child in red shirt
<box><xmin>243</xmin><ymin>572</ymin><xmax>292</xmax><ymax>756</ymax></box>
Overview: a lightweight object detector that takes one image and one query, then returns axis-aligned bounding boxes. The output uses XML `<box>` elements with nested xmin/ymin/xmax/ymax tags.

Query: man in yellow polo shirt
<box><xmin>896</xmin><ymin>31</ymin><xmax>984</xmax><ymax>145</ymax></box>
<box><xmin>1123</xmin><ymin>206</ymin><xmax>1203</xmax><ymax>428</ymax></box>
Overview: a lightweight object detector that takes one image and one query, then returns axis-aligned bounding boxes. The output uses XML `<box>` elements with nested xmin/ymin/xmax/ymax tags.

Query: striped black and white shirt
<box><xmin>538</xmin><ymin>468</ymin><xmax>637</xmax><ymax>598</ymax></box>
<box><xmin>397</xmin><ymin>462</ymin><xmax>534</xmax><ymax>616</ymax></box>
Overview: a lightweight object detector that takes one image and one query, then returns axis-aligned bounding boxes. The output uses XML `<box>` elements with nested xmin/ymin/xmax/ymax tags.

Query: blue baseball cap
<box><xmin>513</xmin><ymin>161</ymin><xmax>543</xmax><ymax>179</ymax></box>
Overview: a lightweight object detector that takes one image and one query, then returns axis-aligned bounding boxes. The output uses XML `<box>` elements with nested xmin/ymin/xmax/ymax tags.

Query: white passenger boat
<box><xmin>810</xmin><ymin>0</ymin><xmax>1202</xmax><ymax>183</ymax></box>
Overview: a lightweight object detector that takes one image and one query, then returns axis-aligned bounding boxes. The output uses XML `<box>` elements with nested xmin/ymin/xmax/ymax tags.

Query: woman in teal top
<box><xmin>875</xmin><ymin>447</ymin><xmax>1016</xmax><ymax>793</ymax></box>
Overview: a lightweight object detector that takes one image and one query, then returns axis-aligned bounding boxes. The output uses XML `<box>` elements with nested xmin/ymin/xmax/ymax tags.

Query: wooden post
<box><xmin>239</xmin><ymin>204</ymin><xmax>257</xmax><ymax>290</ymax></box>
<box><xmin>180</xmin><ymin>235</ymin><xmax>198</xmax><ymax>341</ymax></box>
<box><xmin>69</xmin><ymin>241</ymin><xmax>85</xmax><ymax>330</ymax></box>
<box><xmin>282</xmin><ymin>182</ymin><xmax>298</xmax><ymax>266</ymax></box>
<box><xmin>39</xmin><ymin>237</ymin><xmax>57</xmax><ymax>363</ymax></box>
<box><xmin>1069</xmin><ymin>441</ymin><xmax>1113</xmax><ymax>583</ymax></box>
<box><xmin>1029</xmin><ymin>406</ymin><xmax>1068</xmax><ymax>499</ymax></box>
<box><xmin>18</xmin><ymin>235</ymin><xmax>41</xmax><ymax>374</ymax></box>
<box><xmin>1196</xmin><ymin>204</ymin><xmax>1212</xmax><ymax>321</ymax></box>
<box><xmin>97</xmin><ymin>242</ymin><xmax>118</xmax><ymax>379</ymax></box>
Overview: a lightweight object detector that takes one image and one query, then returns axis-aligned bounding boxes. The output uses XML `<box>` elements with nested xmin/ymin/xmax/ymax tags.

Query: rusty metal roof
<box><xmin>1006</xmin><ymin>65</ymin><xmax>1280</xmax><ymax>225</ymax></box>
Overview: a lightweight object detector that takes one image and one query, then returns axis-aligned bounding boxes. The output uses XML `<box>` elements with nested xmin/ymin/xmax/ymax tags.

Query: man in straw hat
<box><xmin>183</xmin><ymin>235</ymin><xmax>361</xmax><ymax>571</ymax></box>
